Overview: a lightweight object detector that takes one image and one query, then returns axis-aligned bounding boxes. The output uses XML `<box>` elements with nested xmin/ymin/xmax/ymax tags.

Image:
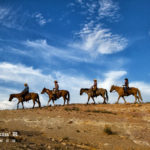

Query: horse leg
<box><xmin>122</xmin><ymin>96</ymin><xmax>127</xmax><ymax>104</ymax></box>
<box><xmin>137</xmin><ymin>96</ymin><xmax>142</xmax><ymax>104</ymax></box>
<box><xmin>137</xmin><ymin>96</ymin><xmax>141</xmax><ymax>104</ymax></box>
<box><xmin>17</xmin><ymin>102</ymin><xmax>20</xmax><ymax>109</ymax></box>
<box><xmin>134</xmin><ymin>95</ymin><xmax>137</xmax><ymax>104</ymax></box>
<box><xmin>47</xmin><ymin>99</ymin><xmax>52</xmax><ymax>106</ymax></box>
<box><xmin>63</xmin><ymin>97</ymin><xmax>66</xmax><ymax>105</ymax></box>
<box><xmin>92</xmin><ymin>97</ymin><xmax>96</xmax><ymax>104</ymax></box>
<box><xmin>87</xmin><ymin>96</ymin><xmax>90</xmax><ymax>104</ymax></box>
<box><xmin>35</xmin><ymin>99</ymin><xmax>40</xmax><ymax>107</ymax></box>
<box><xmin>102</xmin><ymin>94</ymin><xmax>106</xmax><ymax>104</ymax></box>
<box><xmin>52</xmin><ymin>99</ymin><xmax>55</xmax><ymax>106</ymax></box>
<box><xmin>116</xmin><ymin>96</ymin><xmax>121</xmax><ymax>104</ymax></box>
<box><xmin>21</xmin><ymin>102</ymin><xmax>24</xmax><ymax>109</ymax></box>
<box><xmin>67</xmin><ymin>98</ymin><xmax>69</xmax><ymax>105</ymax></box>
<box><xmin>33</xmin><ymin>100</ymin><xmax>35</xmax><ymax>109</ymax></box>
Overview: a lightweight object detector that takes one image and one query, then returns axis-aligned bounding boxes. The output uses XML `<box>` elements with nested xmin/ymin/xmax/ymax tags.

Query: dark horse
<box><xmin>9</xmin><ymin>93</ymin><xmax>41</xmax><ymax>109</ymax></box>
<box><xmin>80</xmin><ymin>88</ymin><xmax>108</xmax><ymax>104</ymax></box>
<box><xmin>41</xmin><ymin>87</ymin><xmax>70</xmax><ymax>106</ymax></box>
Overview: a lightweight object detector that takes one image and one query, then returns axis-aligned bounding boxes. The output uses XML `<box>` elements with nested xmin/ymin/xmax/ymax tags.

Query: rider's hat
<box><xmin>54</xmin><ymin>80</ymin><xmax>58</xmax><ymax>83</ymax></box>
<box><xmin>24</xmin><ymin>83</ymin><xmax>28</xmax><ymax>86</ymax></box>
<box><xmin>93</xmin><ymin>79</ymin><xmax>97</xmax><ymax>81</ymax></box>
<box><xmin>124</xmin><ymin>78</ymin><xmax>128</xmax><ymax>80</ymax></box>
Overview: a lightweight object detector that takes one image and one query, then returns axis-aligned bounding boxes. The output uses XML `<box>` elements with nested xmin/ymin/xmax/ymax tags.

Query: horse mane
<box><xmin>10</xmin><ymin>93</ymin><xmax>22</xmax><ymax>97</ymax></box>
<box><xmin>113</xmin><ymin>85</ymin><xmax>121</xmax><ymax>88</ymax></box>
<box><xmin>81</xmin><ymin>88</ymin><xmax>89</xmax><ymax>90</ymax></box>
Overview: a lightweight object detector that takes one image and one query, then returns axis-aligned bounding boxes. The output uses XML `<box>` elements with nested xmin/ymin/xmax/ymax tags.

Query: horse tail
<box><xmin>105</xmin><ymin>89</ymin><xmax>109</xmax><ymax>103</ymax></box>
<box><xmin>137</xmin><ymin>89</ymin><xmax>143</xmax><ymax>102</ymax></box>
<box><xmin>37</xmin><ymin>94</ymin><xmax>41</xmax><ymax>107</ymax></box>
<box><xmin>67</xmin><ymin>91</ymin><xmax>70</xmax><ymax>104</ymax></box>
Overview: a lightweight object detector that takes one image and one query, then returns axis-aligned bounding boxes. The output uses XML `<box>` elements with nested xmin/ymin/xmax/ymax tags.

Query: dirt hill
<box><xmin>0</xmin><ymin>103</ymin><xmax>150</xmax><ymax>150</ymax></box>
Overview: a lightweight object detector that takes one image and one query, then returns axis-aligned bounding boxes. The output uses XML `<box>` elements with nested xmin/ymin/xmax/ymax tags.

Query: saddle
<box><xmin>52</xmin><ymin>90</ymin><xmax>59</xmax><ymax>100</ymax></box>
<box><xmin>123</xmin><ymin>87</ymin><xmax>130</xmax><ymax>96</ymax></box>
<box><xmin>22</xmin><ymin>93</ymin><xmax>30</xmax><ymax>101</ymax></box>
<box><xmin>92</xmin><ymin>89</ymin><xmax>97</xmax><ymax>97</ymax></box>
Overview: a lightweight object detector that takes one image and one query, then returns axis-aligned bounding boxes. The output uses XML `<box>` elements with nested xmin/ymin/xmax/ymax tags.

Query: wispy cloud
<box><xmin>70</xmin><ymin>24</ymin><xmax>128</xmax><ymax>55</ymax></box>
<box><xmin>33</xmin><ymin>13</ymin><xmax>52</xmax><ymax>26</ymax></box>
<box><xmin>24</xmin><ymin>39</ymin><xmax>95</xmax><ymax>63</ymax></box>
<box><xmin>98</xmin><ymin>0</ymin><xmax>120</xmax><ymax>20</ymax></box>
<box><xmin>0</xmin><ymin>6</ymin><xmax>26</xmax><ymax>29</ymax></box>
<box><xmin>74</xmin><ymin>0</ymin><xmax>120</xmax><ymax>21</ymax></box>
<box><xmin>0</xmin><ymin>6</ymin><xmax>16</xmax><ymax>28</ymax></box>
<box><xmin>68</xmin><ymin>0</ymin><xmax>127</xmax><ymax>55</ymax></box>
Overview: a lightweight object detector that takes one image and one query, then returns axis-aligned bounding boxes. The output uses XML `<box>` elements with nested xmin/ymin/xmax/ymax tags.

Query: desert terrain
<box><xmin>0</xmin><ymin>103</ymin><xmax>150</xmax><ymax>150</ymax></box>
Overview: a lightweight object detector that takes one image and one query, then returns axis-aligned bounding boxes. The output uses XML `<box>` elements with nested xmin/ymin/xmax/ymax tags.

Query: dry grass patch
<box><xmin>85</xmin><ymin>109</ymin><xmax>116</xmax><ymax>115</ymax></box>
<box><xmin>64</xmin><ymin>107</ymin><xmax>80</xmax><ymax>111</ymax></box>
<box><xmin>104</xmin><ymin>125</ymin><xmax>116</xmax><ymax>135</ymax></box>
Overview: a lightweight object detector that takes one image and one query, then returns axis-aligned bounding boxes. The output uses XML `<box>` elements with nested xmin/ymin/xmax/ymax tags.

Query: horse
<box><xmin>80</xmin><ymin>88</ymin><xmax>108</xmax><ymax>104</ymax></box>
<box><xmin>110</xmin><ymin>85</ymin><xmax>143</xmax><ymax>104</ymax></box>
<box><xmin>9</xmin><ymin>93</ymin><xmax>41</xmax><ymax>109</ymax></box>
<box><xmin>41</xmin><ymin>87</ymin><xmax>70</xmax><ymax>106</ymax></box>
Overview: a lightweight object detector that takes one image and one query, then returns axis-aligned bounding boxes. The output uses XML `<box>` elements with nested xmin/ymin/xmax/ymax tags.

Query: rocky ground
<box><xmin>0</xmin><ymin>103</ymin><xmax>150</xmax><ymax>150</ymax></box>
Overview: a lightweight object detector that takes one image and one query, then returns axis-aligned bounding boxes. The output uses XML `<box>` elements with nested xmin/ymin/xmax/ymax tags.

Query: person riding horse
<box><xmin>21</xmin><ymin>83</ymin><xmax>29</xmax><ymax>101</ymax></box>
<box><xmin>123</xmin><ymin>78</ymin><xmax>129</xmax><ymax>94</ymax></box>
<box><xmin>53</xmin><ymin>80</ymin><xmax>59</xmax><ymax>99</ymax></box>
<box><xmin>91</xmin><ymin>79</ymin><xmax>97</xmax><ymax>97</ymax></box>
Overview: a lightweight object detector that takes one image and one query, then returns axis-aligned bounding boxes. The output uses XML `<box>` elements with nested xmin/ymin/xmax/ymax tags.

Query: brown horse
<box><xmin>41</xmin><ymin>87</ymin><xmax>70</xmax><ymax>106</ymax></box>
<box><xmin>80</xmin><ymin>88</ymin><xmax>108</xmax><ymax>104</ymax></box>
<box><xmin>110</xmin><ymin>85</ymin><xmax>143</xmax><ymax>104</ymax></box>
<box><xmin>9</xmin><ymin>93</ymin><xmax>41</xmax><ymax>109</ymax></box>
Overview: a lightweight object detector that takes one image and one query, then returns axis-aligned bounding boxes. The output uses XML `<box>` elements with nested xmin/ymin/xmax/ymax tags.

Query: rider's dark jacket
<box><xmin>22</xmin><ymin>86</ymin><xmax>29</xmax><ymax>95</ymax></box>
<box><xmin>124</xmin><ymin>80</ymin><xmax>129</xmax><ymax>88</ymax></box>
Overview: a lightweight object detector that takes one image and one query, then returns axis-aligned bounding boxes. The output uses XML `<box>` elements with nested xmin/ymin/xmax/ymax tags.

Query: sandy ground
<box><xmin>0</xmin><ymin>103</ymin><xmax>150</xmax><ymax>150</ymax></box>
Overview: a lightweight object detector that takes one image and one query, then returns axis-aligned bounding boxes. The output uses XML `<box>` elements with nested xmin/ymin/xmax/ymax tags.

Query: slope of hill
<box><xmin>0</xmin><ymin>103</ymin><xmax>150</xmax><ymax>150</ymax></box>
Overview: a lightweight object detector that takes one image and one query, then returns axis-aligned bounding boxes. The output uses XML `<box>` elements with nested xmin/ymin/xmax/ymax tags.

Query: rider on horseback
<box><xmin>53</xmin><ymin>80</ymin><xmax>59</xmax><ymax>99</ymax></box>
<box><xmin>21</xmin><ymin>83</ymin><xmax>29</xmax><ymax>101</ymax></box>
<box><xmin>123</xmin><ymin>78</ymin><xmax>129</xmax><ymax>94</ymax></box>
<box><xmin>91</xmin><ymin>79</ymin><xmax>97</xmax><ymax>97</ymax></box>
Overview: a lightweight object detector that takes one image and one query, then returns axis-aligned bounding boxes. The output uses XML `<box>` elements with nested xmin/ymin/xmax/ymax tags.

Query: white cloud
<box><xmin>24</xmin><ymin>39</ymin><xmax>94</xmax><ymax>63</ymax></box>
<box><xmin>34</xmin><ymin>13</ymin><xmax>51</xmax><ymax>26</ymax></box>
<box><xmin>0</xmin><ymin>87</ymin><xmax>18</xmax><ymax>110</ymax></box>
<box><xmin>71</xmin><ymin>24</ymin><xmax>128</xmax><ymax>54</ymax></box>
<box><xmin>75</xmin><ymin>0</ymin><xmax>120</xmax><ymax>21</ymax></box>
<box><xmin>102</xmin><ymin>70</ymin><xmax>127</xmax><ymax>89</ymax></box>
<box><xmin>0</xmin><ymin>62</ymin><xmax>51</xmax><ymax>87</ymax></box>
<box><xmin>69</xmin><ymin>0</ymin><xmax>126</xmax><ymax>55</ymax></box>
<box><xmin>98</xmin><ymin>0</ymin><xmax>119</xmax><ymax>19</ymax></box>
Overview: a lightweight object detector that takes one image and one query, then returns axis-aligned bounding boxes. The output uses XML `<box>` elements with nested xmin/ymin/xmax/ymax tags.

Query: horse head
<box><xmin>80</xmin><ymin>88</ymin><xmax>83</xmax><ymax>95</ymax></box>
<box><xmin>41</xmin><ymin>87</ymin><xmax>46</xmax><ymax>94</ymax></box>
<box><xmin>9</xmin><ymin>94</ymin><xmax>14</xmax><ymax>101</ymax></box>
<box><xmin>110</xmin><ymin>85</ymin><xmax>115</xmax><ymax>92</ymax></box>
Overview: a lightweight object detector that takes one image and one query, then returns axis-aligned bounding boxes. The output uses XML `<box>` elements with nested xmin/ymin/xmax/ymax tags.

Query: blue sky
<box><xmin>0</xmin><ymin>0</ymin><xmax>150</xmax><ymax>109</ymax></box>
